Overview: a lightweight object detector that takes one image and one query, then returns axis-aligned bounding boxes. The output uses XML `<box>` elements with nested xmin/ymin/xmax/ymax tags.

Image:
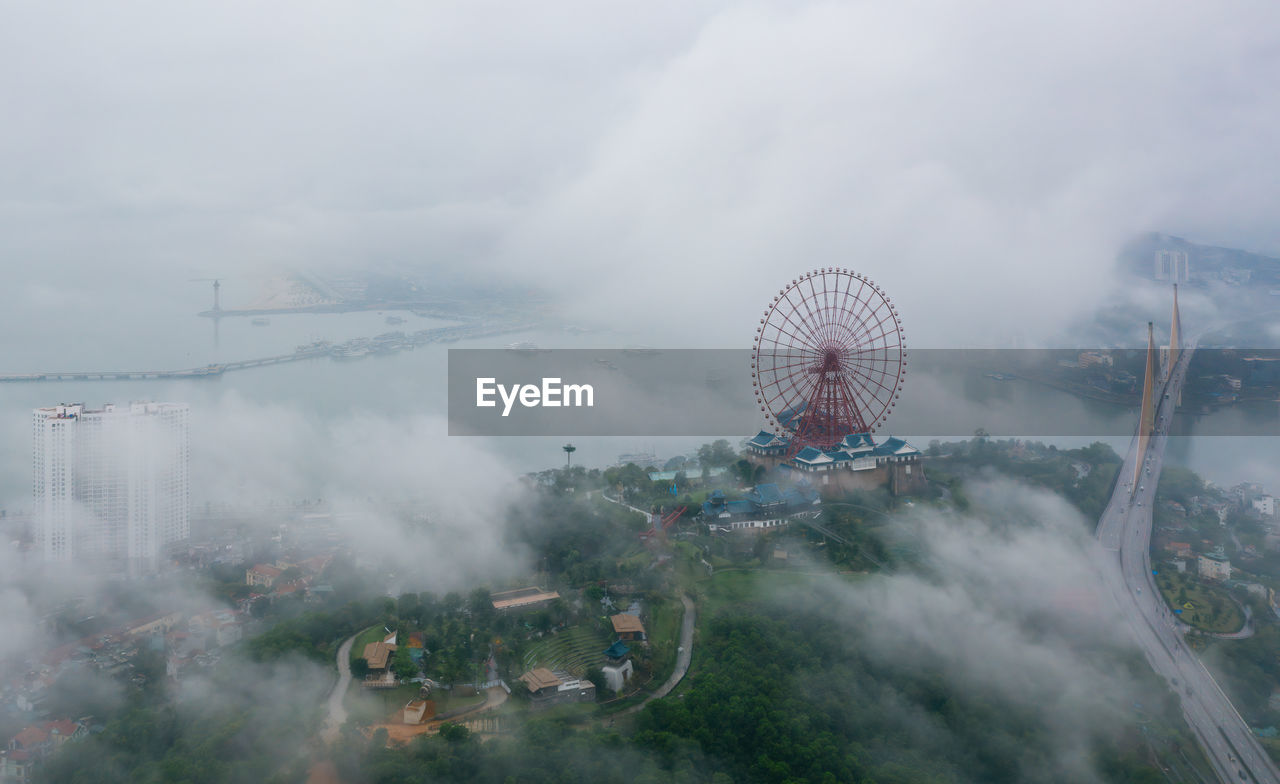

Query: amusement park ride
<box><xmin>752</xmin><ymin>268</ymin><xmax>906</xmax><ymax>459</ymax></box>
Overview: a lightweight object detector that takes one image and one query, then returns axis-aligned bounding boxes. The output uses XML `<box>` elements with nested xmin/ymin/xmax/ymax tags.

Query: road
<box><xmin>321</xmin><ymin>633</ymin><xmax>357</xmax><ymax>744</ymax></box>
<box><xmin>1093</xmin><ymin>338</ymin><xmax>1280</xmax><ymax>784</ymax></box>
<box><xmin>622</xmin><ymin>593</ymin><xmax>696</xmax><ymax>714</ymax></box>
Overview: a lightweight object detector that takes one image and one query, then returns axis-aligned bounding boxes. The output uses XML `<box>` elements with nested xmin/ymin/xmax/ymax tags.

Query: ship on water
<box><xmin>505</xmin><ymin>341</ymin><xmax>550</xmax><ymax>353</ymax></box>
<box><xmin>332</xmin><ymin>338</ymin><xmax>371</xmax><ymax>360</ymax></box>
<box><xmin>621</xmin><ymin>345</ymin><xmax>661</xmax><ymax>356</ymax></box>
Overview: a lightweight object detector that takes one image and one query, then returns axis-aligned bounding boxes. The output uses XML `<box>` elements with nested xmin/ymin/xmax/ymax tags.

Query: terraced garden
<box><xmin>522</xmin><ymin>626</ymin><xmax>612</xmax><ymax>677</ymax></box>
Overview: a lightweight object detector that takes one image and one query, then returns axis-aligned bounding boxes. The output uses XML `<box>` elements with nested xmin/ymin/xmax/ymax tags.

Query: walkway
<box><xmin>622</xmin><ymin>593</ymin><xmax>696</xmax><ymax>714</ymax></box>
<box><xmin>321</xmin><ymin>633</ymin><xmax>357</xmax><ymax>744</ymax></box>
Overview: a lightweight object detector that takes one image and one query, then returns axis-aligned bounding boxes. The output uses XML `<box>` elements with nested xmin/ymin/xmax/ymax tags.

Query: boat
<box><xmin>331</xmin><ymin>338</ymin><xmax>372</xmax><ymax>360</ymax></box>
<box><xmin>621</xmin><ymin>345</ymin><xmax>661</xmax><ymax>356</ymax></box>
<box><xmin>332</xmin><ymin>346</ymin><xmax>369</xmax><ymax>360</ymax></box>
<box><xmin>251</xmin><ymin>317</ymin><xmax>270</xmax><ymax>326</ymax></box>
<box><xmin>505</xmin><ymin>341</ymin><xmax>550</xmax><ymax>353</ymax></box>
<box><xmin>385</xmin><ymin>315</ymin><xmax>405</xmax><ymax>325</ymax></box>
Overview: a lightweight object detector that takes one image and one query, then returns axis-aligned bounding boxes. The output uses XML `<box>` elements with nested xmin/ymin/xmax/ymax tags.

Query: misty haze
<box><xmin>3</xmin><ymin>3</ymin><xmax>1280</xmax><ymax>784</ymax></box>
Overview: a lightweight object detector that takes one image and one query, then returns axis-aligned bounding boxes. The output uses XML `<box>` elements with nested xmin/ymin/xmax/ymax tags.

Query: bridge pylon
<box><xmin>1134</xmin><ymin>321</ymin><xmax>1157</xmax><ymax>491</ymax></box>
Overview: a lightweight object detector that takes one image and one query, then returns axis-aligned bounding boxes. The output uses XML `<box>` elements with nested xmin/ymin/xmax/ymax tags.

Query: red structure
<box><xmin>640</xmin><ymin>506</ymin><xmax>687</xmax><ymax>539</ymax></box>
<box><xmin>752</xmin><ymin>269</ymin><xmax>905</xmax><ymax>457</ymax></box>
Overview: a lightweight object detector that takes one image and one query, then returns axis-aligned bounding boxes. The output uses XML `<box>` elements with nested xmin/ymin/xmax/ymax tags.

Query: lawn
<box><xmin>643</xmin><ymin>595</ymin><xmax>685</xmax><ymax>687</ymax></box>
<box><xmin>1154</xmin><ymin>570</ymin><xmax>1245</xmax><ymax>634</ymax></box>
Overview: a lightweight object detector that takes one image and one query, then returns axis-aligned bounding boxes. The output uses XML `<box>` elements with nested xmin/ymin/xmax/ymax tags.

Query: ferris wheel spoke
<box><xmin>806</xmin><ymin>272</ymin><xmax>839</xmax><ymax>347</ymax></box>
<box><xmin>764</xmin><ymin>371</ymin><xmax>818</xmax><ymax>420</ymax></box>
<box><xmin>757</xmin><ymin>358</ymin><xmax>820</xmax><ymax>376</ymax></box>
<box><xmin>767</xmin><ymin>306</ymin><xmax>827</xmax><ymax>353</ymax></box>
<box><xmin>847</xmin><ymin>362</ymin><xmax>899</xmax><ymax>400</ymax></box>
<box><xmin>831</xmin><ymin>276</ymin><xmax>870</xmax><ymax>343</ymax></box>
<box><xmin>829</xmin><ymin>271</ymin><xmax>861</xmax><ymax>346</ymax></box>
<box><xmin>781</xmin><ymin>284</ymin><xmax>830</xmax><ymax>350</ymax></box>
<box><xmin>835</xmin><ymin>372</ymin><xmax>881</xmax><ymax>431</ymax></box>
<box><xmin>762</xmin><ymin>320</ymin><xmax>824</xmax><ymax>353</ymax></box>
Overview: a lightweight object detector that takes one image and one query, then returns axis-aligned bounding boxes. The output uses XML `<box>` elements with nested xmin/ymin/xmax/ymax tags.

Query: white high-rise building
<box><xmin>1154</xmin><ymin>249</ymin><xmax>1191</xmax><ymax>283</ymax></box>
<box><xmin>32</xmin><ymin>402</ymin><xmax>190</xmax><ymax>573</ymax></box>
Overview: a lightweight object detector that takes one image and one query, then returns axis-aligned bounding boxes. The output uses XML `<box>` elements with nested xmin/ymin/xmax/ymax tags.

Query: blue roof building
<box><xmin>746</xmin><ymin>430</ymin><xmax>790</xmax><ymax>456</ymax></box>
<box><xmin>702</xmin><ymin>482</ymin><xmax>818</xmax><ymax>521</ymax></box>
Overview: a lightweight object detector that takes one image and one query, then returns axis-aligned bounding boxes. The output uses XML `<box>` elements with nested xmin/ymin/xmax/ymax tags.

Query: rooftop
<box><xmin>362</xmin><ymin>641</ymin><xmax>397</xmax><ymax>670</ymax></box>
<box><xmin>519</xmin><ymin>667</ymin><xmax>562</xmax><ymax>692</ymax></box>
<box><xmin>492</xmin><ymin>587</ymin><xmax>561</xmax><ymax>610</ymax></box>
<box><xmin>611</xmin><ymin>614</ymin><xmax>646</xmax><ymax>635</ymax></box>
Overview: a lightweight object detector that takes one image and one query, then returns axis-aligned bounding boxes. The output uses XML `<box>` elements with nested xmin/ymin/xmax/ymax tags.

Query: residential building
<box><xmin>32</xmin><ymin>402</ymin><xmax>190</xmax><ymax>574</ymax></box>
<box><xmin>610</xmin><ymin>614</ymin><xmax>646</xmax><ymax>642</ymax></box>
<box><xmin>1198</xmin><ymin>553</ymin><xmax>1232</xmax><ymax>581</ymax></box>
<box><xmin>245</xmin><ymin>564</ymin><xmax>283</xmax><ymax>588</ymax></box>
<box><xmin>362</xmin><ymin>641</ymin><xmax>397</xmax><ymax>671</ymax></box>
<box><xmin>0</xmin><ymin>719</ymin><xmax>85</xmax><ymax>782</ymax></box>
<box><xmin>518</xmin><ymin>667</ymin><xmax>595</xmax><ymax>710</ymax></box>
<box><xmin>1254</xmin><ymin>496</ymin><xmax>1276</xmax><ymax>518</ymax></box>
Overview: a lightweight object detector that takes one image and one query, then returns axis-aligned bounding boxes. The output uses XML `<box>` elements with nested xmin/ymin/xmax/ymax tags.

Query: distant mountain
<box><xmin>1119</xmin><ymin>232</ymin><xmax>1280</xmax><ymax>289</ymax></box>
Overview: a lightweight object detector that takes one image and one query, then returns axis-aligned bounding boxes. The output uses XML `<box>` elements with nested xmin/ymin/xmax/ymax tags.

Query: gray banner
<box><xmin>447</xmin><ymin>348</ymin><xmax>1280</xmax><ymax>437</ymax></box>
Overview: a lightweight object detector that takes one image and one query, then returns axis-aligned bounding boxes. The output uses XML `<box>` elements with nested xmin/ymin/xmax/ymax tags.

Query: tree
<box><xmin>468</xmin><ymin>587</ymin><xmax>493</xmax><ymax>617</ymax></box>
<box><xmin>352</xmin><ymin>657</ymin><xmax>371</xmax><ymax>678</ymax></box>
<box><xmin>398</xmin><ymin>592</ymin><xmax>421</xmax><ymax>622</ymax></box>
<box><xmin>438</xmin><ymin>722</ymin><xmax>470</xmax><ymax>743</ymax></box>
<box><xmin>393</xmin><ymin>646</ymin><xmax>419</xmax><ymax>681</ymax></box>
<box><xmin>584</xmin><ymin>667</ymin><xmax>607</xmax><ymax>695</ymax></box>
<box><xmin>697</xmin><ymin>439</ymin><xmax>737</xmax><ymax>469</ymax></box>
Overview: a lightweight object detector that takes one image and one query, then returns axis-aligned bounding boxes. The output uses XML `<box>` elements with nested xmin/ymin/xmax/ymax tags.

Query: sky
<box><xmin>3</xmin><ymin>2</ymin><xmax>1280</xmax><ymax>348</ymax></box>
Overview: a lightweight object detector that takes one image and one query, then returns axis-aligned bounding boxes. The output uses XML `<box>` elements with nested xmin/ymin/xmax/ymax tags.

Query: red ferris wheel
<box><xmin>752</xmin><ymin>268</ymin><xmax>906</xmax><ymax>455</ymax></box>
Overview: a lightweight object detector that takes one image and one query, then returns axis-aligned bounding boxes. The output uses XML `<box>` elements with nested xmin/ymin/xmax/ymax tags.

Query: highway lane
<box><xmin>1094</xmin><ymin>341</ymin><xmax>1280</xmax><ymax>783</ymax></box>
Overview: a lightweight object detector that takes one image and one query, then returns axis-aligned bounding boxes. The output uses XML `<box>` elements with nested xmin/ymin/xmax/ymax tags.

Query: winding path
<box><xmin>322</xmin><ymin>633</ymin><xmax>357</xmax><ymax>744</ymax></box>
<box><xmin>622</xmin><ymin>593</ymin><xmax>696</xmax><ymax>714</ymax></box>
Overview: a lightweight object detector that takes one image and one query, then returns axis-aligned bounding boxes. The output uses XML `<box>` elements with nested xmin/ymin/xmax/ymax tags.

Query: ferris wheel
<box><xmin>752</xmin><ymin>268</ymin><xmax>905</xmax><ymax>453</ymax></box>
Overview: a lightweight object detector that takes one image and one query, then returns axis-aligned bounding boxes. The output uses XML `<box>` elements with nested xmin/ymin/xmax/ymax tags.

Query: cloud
<box><xmin>498</xmin><ymin>2</ymin><xmax>1280</xmax><ymax>346</ymax></box>
<box><xmin>783</xmin><ymin>478</ymin><xmax>1155</xmax><ymax>781</ymax></box>
<box><xmin>4</xmin><ymin>2</ymin><xmax>1280</xmax><ymax>349</ymax></box>
<box><xmin>190</xmin><ymin>390</ymin><xmax>534</xmax><ymax>589</ymax></box>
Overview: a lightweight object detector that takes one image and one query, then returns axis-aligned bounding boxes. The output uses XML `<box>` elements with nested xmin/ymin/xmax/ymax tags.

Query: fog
<box><xmin>780</xmin><ymin>478</ymin><xmax>1161</xmax><ymax>782</ymax></box>
<box><xmin>3</xmin><ymin>2</ymin><xmax>1280</xmax><ymax>348</ymax></box>
<box><xmin>2</xmin><ymin>3</ymin><xmax>1279</xmax><ymax>779</ymax></box>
